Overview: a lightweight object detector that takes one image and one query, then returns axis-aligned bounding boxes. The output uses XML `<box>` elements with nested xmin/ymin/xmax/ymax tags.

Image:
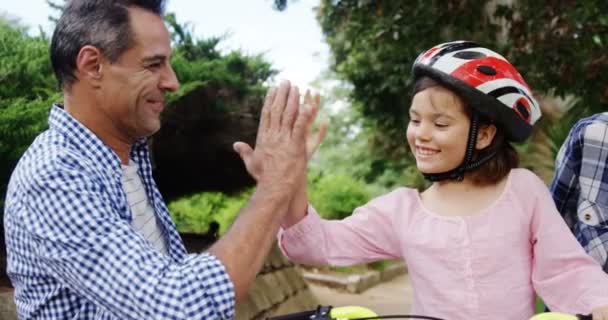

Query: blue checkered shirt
<box><xmin>3</xmin><ymin>105</ymin><xmax>234</xmax><ymax>319</ymax></box>
<box><xmin>551</xmin><ymin>112</ymin><xmax>608</xmax><ymax>272</ymax></box>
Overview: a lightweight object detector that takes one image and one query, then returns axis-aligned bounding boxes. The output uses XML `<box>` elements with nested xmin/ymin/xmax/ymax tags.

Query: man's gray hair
<box><xmin>50</xmin><ymin>0</ymin><xmax>167</xmax><ymax>89</ymax></box>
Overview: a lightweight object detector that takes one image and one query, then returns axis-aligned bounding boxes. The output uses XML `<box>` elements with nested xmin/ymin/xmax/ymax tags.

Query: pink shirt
<box><xmin>279</xmin><ymin>169</ymin><xmax>608</xmax><ymax>319</ymax></box>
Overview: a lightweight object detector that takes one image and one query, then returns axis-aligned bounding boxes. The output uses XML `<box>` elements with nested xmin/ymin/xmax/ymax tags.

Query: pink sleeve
<box><xmin>527</xmin><ymin>171</ymin><xmax>608</xmax><ymax>314</ymax></box>
<box><xmin>277</xmin><ymin>189</ymin><xmax>407</xmax><ymax>266</ymax></box>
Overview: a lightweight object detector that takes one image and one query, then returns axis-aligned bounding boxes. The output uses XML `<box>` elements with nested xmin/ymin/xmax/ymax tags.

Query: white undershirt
<box><xmin>121</xmin><ymin>161</ymin><xmax>168</xmax><ymax>255</ymax></box>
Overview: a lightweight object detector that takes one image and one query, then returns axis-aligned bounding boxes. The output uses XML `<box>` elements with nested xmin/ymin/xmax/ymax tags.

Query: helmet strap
<box><xmin>421</xmin><ymin>113</ymin><xmax>497</xmax><ymax>182</ymax></box>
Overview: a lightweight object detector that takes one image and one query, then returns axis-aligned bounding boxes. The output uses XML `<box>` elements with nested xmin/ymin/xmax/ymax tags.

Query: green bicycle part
<box><xmin>529</xmin><ymin>312</ymin><xmax>578</xmax><ymax>320</ymax></box>
<box><xmin>329</xmin><ymin>306</ymin><xmax>378</xmax><ymax>319</ymax></box>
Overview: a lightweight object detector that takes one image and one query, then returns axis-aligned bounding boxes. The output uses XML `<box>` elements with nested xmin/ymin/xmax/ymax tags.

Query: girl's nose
<box><xmin>415</xmin><ymin>122</ymin><xmax>432</xmax><ymax>141</ymax></box>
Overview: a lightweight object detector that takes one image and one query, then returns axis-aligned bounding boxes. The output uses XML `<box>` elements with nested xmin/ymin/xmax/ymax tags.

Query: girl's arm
<box><xmin>528</xmin><ymin>172</ymin><xmax>608</xmax><ymax>314</ymax></box>
<box><xmin>281</xmin><ymin>181</ymin><xmax>308</xmax><ymax>229</ymax></box>
<box><xmin>278</xmin><ymin>189</ymin><xmax>408</xmax><ymax>266</ymax></box>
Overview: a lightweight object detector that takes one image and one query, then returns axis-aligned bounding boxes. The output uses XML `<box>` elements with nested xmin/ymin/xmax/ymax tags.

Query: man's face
<box><xmin>98</xmin><ymin>6</ymin><xmax>179</xmax><ymax>142</ymax></box>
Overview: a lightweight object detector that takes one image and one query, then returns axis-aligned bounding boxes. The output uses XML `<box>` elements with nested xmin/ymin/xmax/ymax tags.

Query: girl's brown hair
<box><xmin>412</xmin><ymin>77</ymin><xmax>518</xmax><ymax>185</ymax></box>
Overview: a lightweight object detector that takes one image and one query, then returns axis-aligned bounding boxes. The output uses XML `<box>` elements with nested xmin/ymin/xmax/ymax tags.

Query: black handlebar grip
<box><xmin>577</xmin><ymin>315</ymin><xmax>593</xmax><ymax>320</ymax></box>
<box><xmin>267</xmin><ymin>310</ymin><xmax>316</xmax><ymax>320</ymax></box>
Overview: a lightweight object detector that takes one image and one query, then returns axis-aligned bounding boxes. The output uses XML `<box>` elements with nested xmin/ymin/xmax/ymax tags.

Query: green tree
<box><xmin>0</xmin><ymin>21</ymin><xmax>56</xmax><ymax>101</ymax></box>
<box><xmin>0</xmin><ymin>20</ymin><xmax>57</xmax><ymax>208</ymax></box>
<box><xmin>0</xmin><ymin>12</ymin><xmax>276</xmax><ymax>210</ymax></box>
<box><xmin>309</xmin><ymin>70</ymin><xmax>426</xmax><ymax>190</ymax></box>
<box><xmin>314</xmin><ymin>0</ymin><xmax>608</xmax><ymax>166</ymax></box>
<box><xmin>168</xmin><ymin>189</ymin><xmax>252</xmax><ymax>235</ymax></box>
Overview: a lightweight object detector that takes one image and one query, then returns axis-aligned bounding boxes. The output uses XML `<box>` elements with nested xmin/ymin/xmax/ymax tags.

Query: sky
<box><xmin>1</xmin><ymin>0</ymin><xmax>330</xmax><ymax>90</ymax></box>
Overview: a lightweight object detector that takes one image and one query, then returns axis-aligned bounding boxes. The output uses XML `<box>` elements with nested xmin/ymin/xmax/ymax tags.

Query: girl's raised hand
<box><xmin>303</xmin><ymin>89</ymin><xmax>328</xmax><ymax>161</ymax></box>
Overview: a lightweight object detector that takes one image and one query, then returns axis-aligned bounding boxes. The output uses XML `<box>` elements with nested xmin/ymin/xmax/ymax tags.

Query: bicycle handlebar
<box><xmin>268</xmin><ymin>309</ymin><xmax>316</xmax><ymax>320</ymax></box>
<box><xmin>530</xmin><ymin>313</ymin><xmax>592</xmax><ymax>320</ymax></box>
<box><xmin>267</xmin><ymin>305</ymin><xmax>593</xmax><ymax>320</ymax></box>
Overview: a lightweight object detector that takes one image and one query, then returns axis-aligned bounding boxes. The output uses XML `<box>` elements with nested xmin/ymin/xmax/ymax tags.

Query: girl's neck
<box><xmin>430</xmin><ymin>175</ymin><xmax>493</xmax><ymax>195</ymax></box>
<box><xmin>420</xmin><ymin>174</ymin><xmax>510</xmax><ymax>217</ymax></box>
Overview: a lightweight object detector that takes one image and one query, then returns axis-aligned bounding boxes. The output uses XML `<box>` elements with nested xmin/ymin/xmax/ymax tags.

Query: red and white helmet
<box><xmin>413</xmin><ymin>41</ymin><xmax>541</xmax><ymax>142</ymax></box>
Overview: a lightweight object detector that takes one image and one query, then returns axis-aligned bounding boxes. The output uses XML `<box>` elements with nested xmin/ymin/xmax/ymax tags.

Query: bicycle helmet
<box><xmin>413</xmin><ymin>40</ymin><xmax>541</xmax><ymax>142</ymax></box>
<box><xmin>411</xmin><ymin>41</ymin><xmax>542</xmax><ymax>181</ymax></box>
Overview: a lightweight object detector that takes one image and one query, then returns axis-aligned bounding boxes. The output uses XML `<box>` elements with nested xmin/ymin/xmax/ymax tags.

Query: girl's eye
<box><xmin>410</xmin><ymin>119</ymin><xmax>421</xmax><ymax>125</ymax></box>
<box><xmin>435</xmin><ymin>123</ymin><xmax>448</xmax><ymax>128</ymax></box>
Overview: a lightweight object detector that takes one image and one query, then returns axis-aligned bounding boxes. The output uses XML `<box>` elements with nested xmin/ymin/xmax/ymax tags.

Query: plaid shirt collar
<box><xmin>49</xmin><ymin>104</ymin><xmax>149</xmax><ymax>173</ymax></box>
<box><xmin>48</xmin><ymin>104</ymin><xmax>186</xmax><ymax>259</ymax></box>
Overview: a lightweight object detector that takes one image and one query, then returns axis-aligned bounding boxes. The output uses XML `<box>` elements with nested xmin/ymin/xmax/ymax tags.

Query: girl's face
<box><xmin>406</xmin><ymin>85</ymin><xmax>471</xmax><ymax>174</ymax></box>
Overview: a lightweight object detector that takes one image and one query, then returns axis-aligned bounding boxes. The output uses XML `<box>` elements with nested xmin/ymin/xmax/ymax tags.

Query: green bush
<box><xmin>0</xmin><ymin>95</ymin><xmax>61</xmax><ymax>210</ymax></box>
<box><xmin>168</xmin><ymin>188</ymin><xmax>252</xmax><ymax>235</ymax></box>
<box><xmin>0</xmin><ymin>21</ymin><xmax>56</xmax><ymax>103</ymax></box>
<box><xmin>369</xmin><ymin>260</ymin><xmax>393</xmax><ymax>272</ymax></box>
<box><xmin>168</xmin><ymin>171</ymin><xmax>371</xmax><ymax>237</ymax></box>
<box><xmin>308</xmin><ymin>172</ymin><xmax>371</xmax><ymax>220</ymax></box>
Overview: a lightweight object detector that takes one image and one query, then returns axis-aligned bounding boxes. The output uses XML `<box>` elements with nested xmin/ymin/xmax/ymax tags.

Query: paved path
<box><xmin>308</xmin><ymin>274</ymin><xmax>413</xmax><ymax>315</ymax></box>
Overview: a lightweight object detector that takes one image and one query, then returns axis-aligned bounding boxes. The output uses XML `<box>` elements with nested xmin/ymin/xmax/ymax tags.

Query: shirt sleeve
<box><xmin>278</xmin><ymin>190</ymin><xmax>406</xmax><ymax>266</ymax></box>
<box><xmin>550</xmin><ymin>120</ymin><xmax>608</xmax><ymax>266</ymax></box>
<box><xmin>22</xmin><ymin>161</ymin><xmax>235</xmax><ymax>319</ymax></box>
<box><xmin>550</xmin><ymin>122</ymin><xmax>584</xmax><ymax>230</ymax></box>
<box><xmin>577</xmin><ymin>121</ymin><xmax>608</xmax><ymax>206</ymax></box>
<box><xmin>529</xmin><ymin>172</ymin><xmax>608</xmax><ymax>314</ymax></box>
<box><xmin>575</xmin><ymin>122</ymin><xmax>608</xmax><ymax>229</ymax></box>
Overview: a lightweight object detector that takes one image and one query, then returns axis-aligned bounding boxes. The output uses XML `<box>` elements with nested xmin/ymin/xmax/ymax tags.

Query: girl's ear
<box><xmin>476</xmin><ymin>124</ymin><xmax>497</xmax><ymax>150</ymax></box>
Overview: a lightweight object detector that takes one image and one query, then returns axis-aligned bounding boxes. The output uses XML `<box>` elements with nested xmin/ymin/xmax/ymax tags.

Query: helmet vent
<box><xmin>453</xmin><ymin>50</ymin><xmax>486</xmax><ymax>60</ymax></box>
<box><xmin>516</xmin><ymin>100</ymin><xmax>531</xmax><ymax>121</ymax></box>
<box><xmin>477</xmin><ymin>65</ymin><xmax>497</xmax><ymax>76</ymax></box>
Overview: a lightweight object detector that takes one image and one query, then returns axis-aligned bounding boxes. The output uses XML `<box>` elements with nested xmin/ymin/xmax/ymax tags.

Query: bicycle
<box><xmin>267</xmin><ymin>305</ymin><xmax>593</xmax><ymax>320</ymax></box>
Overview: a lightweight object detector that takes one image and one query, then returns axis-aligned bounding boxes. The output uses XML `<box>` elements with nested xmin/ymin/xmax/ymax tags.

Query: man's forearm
<box><xmin>208</xmin><ymin>184</ymin><xmax>291</xmax><ymax>301</ymax></box>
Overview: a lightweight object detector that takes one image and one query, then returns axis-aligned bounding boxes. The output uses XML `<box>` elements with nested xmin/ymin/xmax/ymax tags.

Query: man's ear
<box><xmin>476</xmin><ymin>123</ymin><xmax>497</xmax><ymax>150</ymax></box>
<box><xmin>75</xmin><ymin>45</ymin><xmax>104</xmax><ymax>88</ymax></box>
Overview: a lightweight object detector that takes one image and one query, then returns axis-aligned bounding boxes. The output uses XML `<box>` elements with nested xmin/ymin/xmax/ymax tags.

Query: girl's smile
<box><xmin>406</xmin><ymin>85</ymin><xmax>471</xmax><ymax>174</ymax></box>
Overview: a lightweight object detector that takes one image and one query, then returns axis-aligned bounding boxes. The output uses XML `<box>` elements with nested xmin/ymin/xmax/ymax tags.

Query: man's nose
<box><xmin>160</xmin><ymin>63</ymin><xmax>180</xmax><ymax>92</ymax></box>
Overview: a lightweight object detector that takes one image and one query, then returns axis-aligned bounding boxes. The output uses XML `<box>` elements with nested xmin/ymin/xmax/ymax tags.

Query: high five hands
<box><xmin>233</xmin><ymin>80</ymin><xmax>328</xmax><ymax>187</ymax></box>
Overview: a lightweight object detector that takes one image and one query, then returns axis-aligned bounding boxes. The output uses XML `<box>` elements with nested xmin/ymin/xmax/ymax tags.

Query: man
<box><xmin>551</xmin><ymin>112</ymin><xmax>608</xmax><ymax>272</ymax></box>
<box><xmin>3</xmin><ymin>0</ymin><xmax>317</xmax><ymax>319</ymax></box>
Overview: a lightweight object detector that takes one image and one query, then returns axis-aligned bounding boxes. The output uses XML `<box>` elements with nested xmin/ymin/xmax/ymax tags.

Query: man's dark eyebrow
<box><xmin>142</xmin><ymin>55</ymin><xmax>167</xmax><ymax>63</ymax></box>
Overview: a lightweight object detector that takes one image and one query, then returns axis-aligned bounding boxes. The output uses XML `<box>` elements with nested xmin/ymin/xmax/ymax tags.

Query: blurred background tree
<box><xmin>0</xmin><ymin>18</ymin><xmax>58</xmax><ymax>210</ymax></box>
<box><xmin>277</xmin><ymin>0</ymin><xmax>608</xmax><ymax>182</ymax></box>
<box><xmin>0</xmin><ymin>8</ymin><xmax>276</xmax><ymax>235</ymax></box>
<box><xmin>3</xmin><ymin>0</ymin><xmax>608</xmax><ymax>237</ymax></box>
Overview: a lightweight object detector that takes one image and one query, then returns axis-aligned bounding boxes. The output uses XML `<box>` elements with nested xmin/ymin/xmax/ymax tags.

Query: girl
<box><xmin>277</xmin><ymin>41</ymin><xmax>608</xmax><ymax>320</ymax></box>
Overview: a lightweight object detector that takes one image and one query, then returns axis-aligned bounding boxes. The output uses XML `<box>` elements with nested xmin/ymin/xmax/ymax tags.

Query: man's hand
<box><xmin>210</xmin><ymin>80</ymin><xmax>321</xmax><ymax>301</ymax></box>
<box><xmin>281</xmin><ymin>90</ymin><xmax>327</xmax><ymax>227</ymax></box>
<box><xmin>233</xmin><ymin>86</ymin><xmax>327</xmax><ymax>182</ymax></box>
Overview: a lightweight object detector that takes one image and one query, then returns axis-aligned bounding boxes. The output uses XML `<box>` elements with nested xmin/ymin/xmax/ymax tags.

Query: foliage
<box><xmin>0</xmin><ymin>21</ymin><xmax>56</xmax><ymax>101</ymax></box>
<box><xmin>0</xmin><ymin>13</ymin><xmax>276</xmax><ymax>211</ymax></box>
<box><xmin>307</xmin><ymin>170</ymin><xmax>371</xmax><ymax>220</ymax></box>
<box><xmin>168</xmin><ymin>189</ymin><xmax>252</xmax><ymax>235</ymax></box>
<box><xmin>165</xmin><ymin>13</ymin><xmax>275</xmax><ymax>104</ymax></box>
<box><xmin>168</xmin><ymin>168</ymin><xmax>373</xmax><ymax>235</ymax></box>
<box><xmin>496</xmin><ymin>2</ymin><xmax>608</xmax><ymax>116</ymax></box>
<box><xmin>369</xmin><ymin>259</ymin><xmax>394</xmax><ymax>271</ymax></box>
<box><xmin>315</xmin><ymin>0</ymin><xmax>608</xmax><ymax>165</ymax></box>
<box><xmin>309</xmin><ymin>71</ymin><xmax>427</xmax><ymax>192</ymax></box>
<box><xmin>0</xmin><ymin>20</ymin><xmax>58</xmax><ymax>208</ymax></box>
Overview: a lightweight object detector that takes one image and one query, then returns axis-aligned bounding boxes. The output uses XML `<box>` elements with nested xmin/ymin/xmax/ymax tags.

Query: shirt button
<box><xmin>584</xmin><ymin>212</ymin><xmax>592</xmax><ymax>221</ymax></box>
